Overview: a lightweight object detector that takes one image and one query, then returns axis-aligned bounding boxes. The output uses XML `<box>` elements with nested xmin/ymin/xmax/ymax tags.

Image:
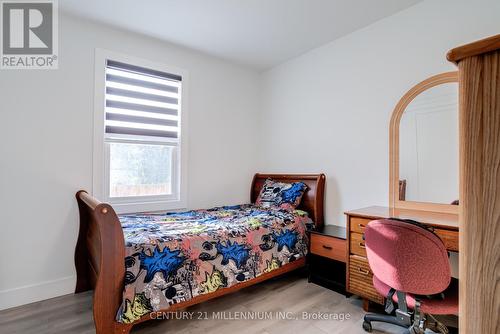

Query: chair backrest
<box><xmin>364</xmin><ymin>219</ymin><xmax>451</xmax><ymax>295</ymax></box>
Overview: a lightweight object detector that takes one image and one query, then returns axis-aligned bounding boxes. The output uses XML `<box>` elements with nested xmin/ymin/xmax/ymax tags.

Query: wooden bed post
<box><xmin>75</xmin><ymin>191</ymin><xmax>132</xmax><ymax>334</ymax></box>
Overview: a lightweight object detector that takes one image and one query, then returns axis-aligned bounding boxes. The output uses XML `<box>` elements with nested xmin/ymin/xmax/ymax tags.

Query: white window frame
<box><xmin>93</xmin><ymin>49</ymin><xmax>188</xmax><ymax>213</ymax></box>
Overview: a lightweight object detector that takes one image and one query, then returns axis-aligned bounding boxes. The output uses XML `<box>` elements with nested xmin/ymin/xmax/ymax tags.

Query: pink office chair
<box><xmin>363</xmin><ymin>219</ymin><xmax>458</xmax><ymax>334</ymax></box>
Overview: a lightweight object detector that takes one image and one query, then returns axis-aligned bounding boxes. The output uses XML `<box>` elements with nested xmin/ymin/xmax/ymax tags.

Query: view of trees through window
<box><xmin>109</xmin><ymin>142</ymin><xmax>172</xmax><ymax>197</ymax></box>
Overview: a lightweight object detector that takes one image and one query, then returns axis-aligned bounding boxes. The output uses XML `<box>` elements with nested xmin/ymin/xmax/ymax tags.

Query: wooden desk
<box><xmin>344</xmin><ymin>206</ymin><xmax>459</xmax><ymax>308</ymax></box>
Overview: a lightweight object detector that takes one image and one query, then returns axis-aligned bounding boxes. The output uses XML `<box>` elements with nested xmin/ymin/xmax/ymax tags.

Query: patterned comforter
<box><xmin>116</xmin><ymin>204</ymin><xmax>313</xmax><ymax>323</ymax></box>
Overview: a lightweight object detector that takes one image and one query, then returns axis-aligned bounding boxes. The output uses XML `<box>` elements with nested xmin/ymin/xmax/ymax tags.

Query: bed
<box><xmin>75</xmin><ymin>173</ymin><xmax>325</xmax><ymax>334</ymax></box>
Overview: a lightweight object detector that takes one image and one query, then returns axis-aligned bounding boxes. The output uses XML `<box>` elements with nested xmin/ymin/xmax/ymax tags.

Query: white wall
<box><xmin>258</xmin><ymin>0</ymin><xmax>500</xmax><ymax>228</ymax></box>
<box><xmin>0</xmin><ymin>13</ymin><xmax>261</xmax><ymax>310</ymax></box>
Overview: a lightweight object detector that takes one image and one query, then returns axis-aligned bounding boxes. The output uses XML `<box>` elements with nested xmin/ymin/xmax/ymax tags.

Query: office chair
<box><xmin>362</xmin><ymin>219</ymin><xmax>458</xmax><ymax>334</ymax></box>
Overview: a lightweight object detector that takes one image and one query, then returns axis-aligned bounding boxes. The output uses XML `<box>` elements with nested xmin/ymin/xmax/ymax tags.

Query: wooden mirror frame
<box><xmin>389</xmin><ymin>71</ymin><xmax>459</xmax><ymax>214</ymax></box>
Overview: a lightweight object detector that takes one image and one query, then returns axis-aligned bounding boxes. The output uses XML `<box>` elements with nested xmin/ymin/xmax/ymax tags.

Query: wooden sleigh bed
<box><xmin>75</xmin><ymin>173</ymin><xmax>325</xmax><ymax>334</ymax></box>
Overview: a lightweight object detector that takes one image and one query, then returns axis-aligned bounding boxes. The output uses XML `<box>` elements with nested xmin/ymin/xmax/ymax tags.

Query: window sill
<box><xmin>110</xmin><ymin>198</ymin><xmax>187</xmax><ymax>214</ymax></box>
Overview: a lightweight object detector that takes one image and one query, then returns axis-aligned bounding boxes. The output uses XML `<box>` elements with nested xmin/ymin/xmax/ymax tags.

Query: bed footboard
<box><xmin>75</xmin><ymin>190</ymin><xmax>131</xmax><ymax>334</ymax></box>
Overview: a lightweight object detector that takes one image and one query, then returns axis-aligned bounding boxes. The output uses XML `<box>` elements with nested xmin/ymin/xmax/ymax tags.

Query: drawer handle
<box><xmin>322</xmin><ymin>245</ymin><xmax>333</xmax><ymax>250</ymax></box>
<box><xmin>358</xmin><ymin>223</ymin><xmax>366</xmax><ymax>229</ymax></box>
<box><xmin>358</xmin><ymin>267</ymin><xmax>370</xmax><ymax>275</ymax></box>
<box><xmin>358</xmin><ymin>242</ymin><xmax>366</xmax><ymax>249</ymax></box>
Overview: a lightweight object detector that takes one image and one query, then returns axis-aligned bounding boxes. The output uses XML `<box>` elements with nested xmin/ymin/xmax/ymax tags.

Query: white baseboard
<box><xmin>0</xmin><ymin>276</ymin><xmax>76</xmax><ymax>311</ymax></box>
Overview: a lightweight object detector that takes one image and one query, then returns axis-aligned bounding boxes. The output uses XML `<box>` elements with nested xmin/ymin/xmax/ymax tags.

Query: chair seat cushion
<box><xmin>373</xmin><ymin>276</ymin><xmax>458</xmax><ymax>315</ymax></box>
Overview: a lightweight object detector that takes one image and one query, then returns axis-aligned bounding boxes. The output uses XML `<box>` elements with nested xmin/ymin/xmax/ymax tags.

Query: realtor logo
<box><xmin>1</xmin><ymin>0</ymin><xmax>58</xmax><ymax>69</ymax></box>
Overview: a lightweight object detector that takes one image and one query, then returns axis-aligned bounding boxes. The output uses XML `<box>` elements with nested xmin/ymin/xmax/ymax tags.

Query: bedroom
<box><xmin>0</xmin><ymin>0</ymin><xmax>499</xmax><ymax>333</ymax></box>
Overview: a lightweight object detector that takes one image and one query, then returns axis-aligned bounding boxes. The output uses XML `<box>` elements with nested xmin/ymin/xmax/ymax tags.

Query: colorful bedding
<box><xmin>116</xmin><ymin>204</ymin><xmax>313</xmax><ymax>323</ymax></box>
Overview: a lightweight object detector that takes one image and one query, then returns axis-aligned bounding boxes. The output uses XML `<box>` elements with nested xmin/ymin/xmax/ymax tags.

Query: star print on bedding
<box><xmin>116</xmin><ymin>204</ymin><xmax>312</xmax><ymax>323</ymax></box>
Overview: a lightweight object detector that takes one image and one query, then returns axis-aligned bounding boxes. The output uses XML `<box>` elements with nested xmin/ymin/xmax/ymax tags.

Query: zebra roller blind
<box><xmin>105</xmin><ymin>60</ymin><xmax>182</xmax><ymax>139</ymax></box>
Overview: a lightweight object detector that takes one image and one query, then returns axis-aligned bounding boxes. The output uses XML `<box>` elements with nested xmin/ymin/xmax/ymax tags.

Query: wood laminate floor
<box><xmin>0</xmin><ymin>271</ymin><xmax>454</xmax><ymax>334</ymax></box>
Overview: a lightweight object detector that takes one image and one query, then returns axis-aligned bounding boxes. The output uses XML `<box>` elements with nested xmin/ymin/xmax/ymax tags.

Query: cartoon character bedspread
<box><xmin>116</xmin><ymin>204</ymin><xmax>313</xmax><ymax>323</ymax></box>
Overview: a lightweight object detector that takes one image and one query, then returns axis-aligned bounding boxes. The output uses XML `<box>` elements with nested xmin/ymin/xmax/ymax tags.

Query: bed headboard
<box><xmin>250</xmin><ymin>173</ymin><xmax>326</xmax><ymax>230</ymax></box>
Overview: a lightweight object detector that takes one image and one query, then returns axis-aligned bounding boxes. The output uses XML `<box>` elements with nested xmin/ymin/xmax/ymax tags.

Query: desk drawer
<box><xmin>350</xmin><ymin>217</ymin><xmax>372</xmax><ymax>234</ymax></box>
<box><xmin>350</xmin><ymin>232</ymin><xmax>367</xmax><ymax>257</ymax></box>
<box><xmin>434</xmin><ymin>229</ymin><xmax>459</xmax><ymax>252</ymax></box>
<box><xmin>310</xmin><ymin>234</ymin><xmax>346</xmax><ymax>263</ymax></box>
<box><xmin>348</xmin><ymin>255</ymin><xmax>384</xmax><ymax>304</ymax></box>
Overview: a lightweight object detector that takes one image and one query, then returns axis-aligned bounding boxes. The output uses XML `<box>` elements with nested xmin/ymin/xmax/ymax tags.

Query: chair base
<box><xmin>363</xmin><ymin>313</ymin><xmax>410</xmax><ymax>333</ymax></box>
<box><xmin>363</xmin><ymin>312</ymin><xmax>455</xmax><ymax>334</ymax></box>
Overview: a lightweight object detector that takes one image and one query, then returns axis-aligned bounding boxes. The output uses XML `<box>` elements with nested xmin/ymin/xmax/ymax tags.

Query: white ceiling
<box><xmin>60</xmin><ymin>0</ymin><xmax>422</xmax><ymax>70</ymax></box>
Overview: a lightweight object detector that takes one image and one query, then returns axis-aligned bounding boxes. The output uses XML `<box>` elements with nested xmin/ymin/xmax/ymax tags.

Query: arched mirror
<box><xmin>389</xmin><ymin>72</ymin><xmax>459</xmax><ymax>214</ymax></box>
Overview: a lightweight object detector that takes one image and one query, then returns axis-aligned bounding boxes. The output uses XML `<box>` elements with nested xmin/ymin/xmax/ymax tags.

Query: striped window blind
<box><xmin>105</xmin><ymin>60</ymin><xmax>181</xmax><ymax>139</ymax></box>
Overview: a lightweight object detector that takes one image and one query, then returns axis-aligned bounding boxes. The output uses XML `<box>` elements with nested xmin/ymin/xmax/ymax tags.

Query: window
<box><xmin>93</xmin><ymin>50</ymin><xmax>187</xmax><ymax>213</ymax></box>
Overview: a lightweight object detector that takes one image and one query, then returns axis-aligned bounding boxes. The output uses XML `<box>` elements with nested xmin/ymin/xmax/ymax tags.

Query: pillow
<box><xmin>255</xmin><ymin>178</ymin><xmax>308</xmax><ymax>210</ymax></box>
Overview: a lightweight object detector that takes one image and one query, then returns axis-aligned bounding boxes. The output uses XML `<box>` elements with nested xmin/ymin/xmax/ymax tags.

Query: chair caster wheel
<box><xmin>362</xmin><ymin>320</ymin><xmax>372</xmax><ymax>332</ymax></box>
